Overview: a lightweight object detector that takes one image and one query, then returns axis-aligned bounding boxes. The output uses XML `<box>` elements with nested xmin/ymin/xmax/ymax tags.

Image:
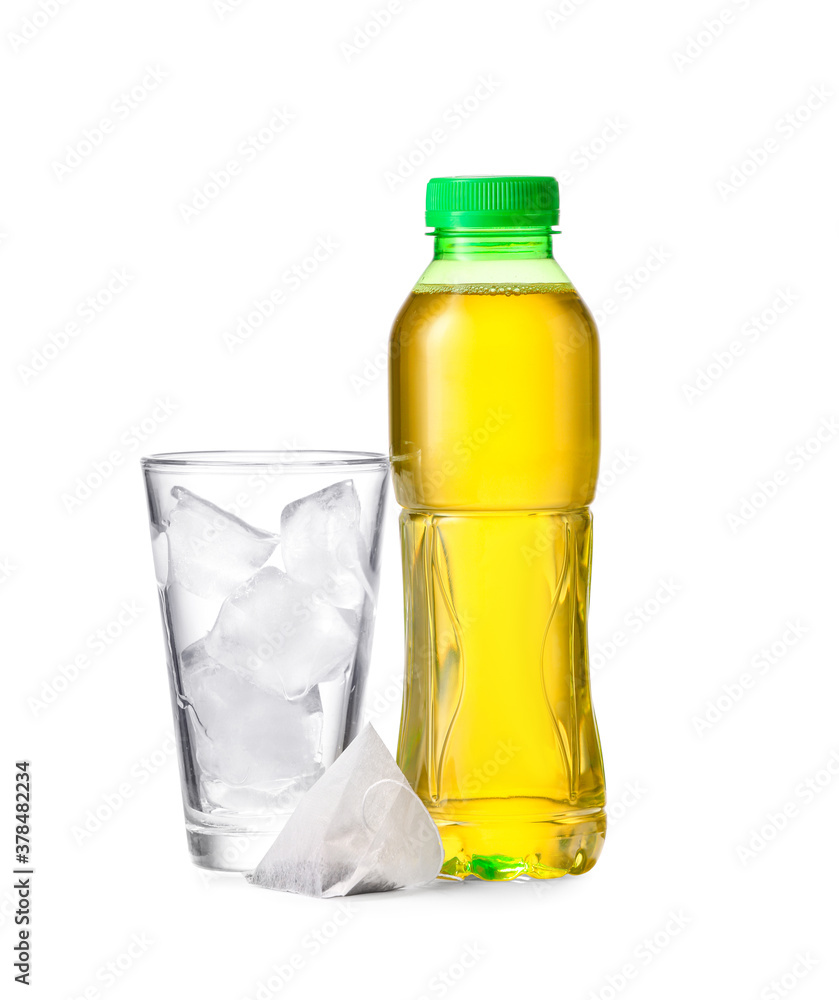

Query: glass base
<box><xmin>185</xmin><ymin>825</ymin><xmax>280</xmax><ymax>872</ymax></box>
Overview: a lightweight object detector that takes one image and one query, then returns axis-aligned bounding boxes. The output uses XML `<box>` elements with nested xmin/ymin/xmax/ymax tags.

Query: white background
<box><xmin>3</xmin><ymin>0</ymin><xmax>838</xmax><ymax>997</ymax></box>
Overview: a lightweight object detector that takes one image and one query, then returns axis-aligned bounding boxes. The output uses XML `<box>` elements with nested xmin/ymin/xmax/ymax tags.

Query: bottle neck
<box><xmin>417</xmin><ymin>227</ymin><xmax>568</xmax><ymax>288</ymax></box>
<box><xmin>431</xmin><ymin>228</ymin><xmax>554</xmax><ymax>261</ymax></box>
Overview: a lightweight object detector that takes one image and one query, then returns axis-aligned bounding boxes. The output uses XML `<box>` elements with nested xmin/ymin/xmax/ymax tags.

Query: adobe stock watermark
<box><xmin>436</xmin><ymin>609</ymin><xmax>478</xmax><ymax>652</ymax></box>
<box><xmin>0</xmin><ymin>557</ymin><xmax>17</xmax><ymax>586</ymax></box>
<box><xmin>67</xmin><ymin>933</ymin><xmax>153</xmax><ymax>1000</ymax></box>
<box><xmin>459</xmin><ymin>741</ymin><xmax>520</xmax><ymax>796</ymax></box>
<box><xmin>590</xmin><ymin>578</ymin><xmax>682</xmax><ymax>673</ymax></box>
<box><xmin>224</xmin><ymin>568</ymin><xmax>365</xmax><ymax>681</ymax></box>
<box><xmin>363</xmin><ymin>672</ymin><xmax>405</xmax><ymax>724</ymax></box>
<box><xmin>28</xmin><ymin>600</ymin><xmax>146</xmax><ymax>716</ymax></box>
<box><xmin>520</xmin><ymin>449</ymin><xmax>637</xmax><ymax>567</ymax></box>
<box><xmin>350</xmin><ymin>293</ymin><xmax>450</xmax><ymax>393</ymax></box>
<box><xmin>692</xmin><ymin>619</ymin><xmax>807</xmax><ymax>736</ymax></box>
<box><xmin>340</xmin><ymin>1</ymin><xmax>416</xmax><ymax>63</ymax></box>
<box><xmin>586</xmin><ymin>909</ymin><xmax>691</xmax><ymax>1000</ymax></box>
<box><xmin>672</xmin><ymin>0</ymin><xmax>761</xmax><ymax>72</ymax></box>
<box><xmin>365</xmin><ymin>617</ymin><xmax>480</xmax><ymax>726</ymax></box>
<box><xmin>413</xmin><ymin>406</ymin><xmax>511</xmax><ymax>497</ymax></box>
<box><xmin>178</xmin><ymin>106</ymin><xmax>295</xmax><ymax>223</ymax></box>
<box><xmin>7</xmin><ymin>0</ymin><xmax>74</xmax><ymax>52</ymax></box>
<box><xmin>518</xmin><ymin>449</ymin><xmax>638</xmax><ymax>572</ymax></box>
<box><xmin>598</xmin><ymin>448</ymin><xmax>638</xmax><ymax>498</ymax></box>
<box><xmin>415</xmin><ymin>944</ymin><xmax>486</xmax><ymax>1000</ymax></box>
<box><xmin>242</xmin><ymin>902</ymin><xmax>357</xmax><ymax>1000</ymax></box>
<box><xmin>545</xmin><ymin>0</ymin><xmax>594</xmax><ymax>28</ymax></box>
<box><xmin>0</xmin><ymin>889</ymin><xmax>17</xmax><ymax>931</ymax></box>
<box><xmin>681</xmin><ymin>287</ymin><xmax>797</xmax><ymax>403</ymax></box>
<box><xmin>608</xmin><ymin>780</ymin><xmax>647</xmax><ymax>826</ymax></box>
<box><xmin>208</xmin><ymin>437</ymin><xmax>310</xmax><ymax>514</ymax></box>
<box><xmin>18</xmin><ymin>267</ymin><xmax>134</xmax><ymax>386</ymax></box>
<box><xmin>759</xmin><ymin>953</ymin><xmax>819</xmax><ymax>1000</ymax></box>
<box><xmin>51</xmin><ymin>65</ymin><xmax>168</xmax><ymax>181</ymax></box>
<box><xmin>726</xmin><ymin>416</ymin><xmax>839</xmax><ymax>533</ymax></box>
<box><xmin>384</xmin><ymin>75</ymin><xmax>501</xmax><ymax>191</ymax></box>
<box><xmin>194</xmin><ymin>836</ymin><xmax>260</xmax><ymax>885</ymax></box>
<box><xmin>221</xmin><ymin>237</ymin><xmax>339</xmax><ymax>352</ymax></box>
<box><xmin>586</xmin><ymin>246</ymin><xmax>673</xmax><ymax>331</ymax></box>
<box><xmin>351</xmin><ymin>342</ymin><xmax>392</xmax><ymax>394</ymax></box>
<box><xmin>715</xmin><ymin>85</ymin><xmax>832</xmax><ymax>201</ymax></box>
<box><xmin>71</xmin><ymin>734</ymin><xmax>176</xmax><ymax>846</ymax></box>
<box><xmin>61</xmin><ymin>397</ymin><xmax>179</xmax><ymax>513</ymax></box>
<box><xmin>213</xmin><ymin>0</ymin><xmax>253</xmax><ymax>19</ymax></box>
<box><xmin>556</xmin><ymin>117</ymin><xmax>628</xmax><ymax>189</ymax></box>
<box><xmin>736</xmin><ymin>749</ymin><xmax>839</xmax><ymax>864</ymax></box>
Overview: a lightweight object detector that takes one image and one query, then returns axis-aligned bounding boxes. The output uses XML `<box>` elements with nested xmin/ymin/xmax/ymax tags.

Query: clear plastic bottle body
<box><xmin>389</xmin><ymin>230</ymin><xmax>606</xmax><ymax>880</ymax></box>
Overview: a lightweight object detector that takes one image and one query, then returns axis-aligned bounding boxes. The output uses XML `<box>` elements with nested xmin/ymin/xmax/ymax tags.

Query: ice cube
<box><xmin>165</xmin><ymin>486</ymin><xmax>279</xmax><ymax>600</ymax></box>
<box><xmin>280</xmin><ymin>480</ymin><xmax>372</xmax><ymax>611</ymax></box>
<box><xmin>204</xmin><ymin>566</ymin><xmax>358</xmax><ymax>699</ymax></box>
<box><xmin>248</xmin><ymin>725</ymin><xmax>444</xmax><ymax>896</ymax></box>
<box><xmin>150</xmin><ymin>528</ymin><xmax>169</xmax><ymax>587</ymax></box>
<box><xmin>181</xmin><ymin>639</ymin><xmax>323</xmax><ymax>787</ymax></box>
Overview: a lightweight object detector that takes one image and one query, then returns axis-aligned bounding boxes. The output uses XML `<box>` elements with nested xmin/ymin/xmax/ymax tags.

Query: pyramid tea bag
<box><xmin>248</xmin><ymin>725</ymin><xmax>443</xmax><ymax>897</ymax></box>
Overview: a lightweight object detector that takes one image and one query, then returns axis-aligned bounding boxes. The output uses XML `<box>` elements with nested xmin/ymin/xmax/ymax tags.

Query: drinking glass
<box><xmin>141</xmin><ymin>451</ymin><xmax>388</xmax><ymax>871</ymax></box>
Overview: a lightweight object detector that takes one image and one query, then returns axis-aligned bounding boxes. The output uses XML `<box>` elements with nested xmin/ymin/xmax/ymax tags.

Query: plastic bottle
<box><xmin>388</xmin><ymin>175</ymin><xmax>606</xmax><ymax>880</ymax></box>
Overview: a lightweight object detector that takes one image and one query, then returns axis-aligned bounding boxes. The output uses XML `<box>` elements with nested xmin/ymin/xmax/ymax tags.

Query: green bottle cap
<box><xmin>425</xmin><ymin>175</ymin><xmax>559</xmax><ymax>229</ymax></box>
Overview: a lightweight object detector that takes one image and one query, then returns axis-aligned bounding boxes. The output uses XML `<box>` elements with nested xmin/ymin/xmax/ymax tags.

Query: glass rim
<box><xmin>141</xmin><ymin>450</ymin><xmax>389</xmax><ymax>473</ymax></box>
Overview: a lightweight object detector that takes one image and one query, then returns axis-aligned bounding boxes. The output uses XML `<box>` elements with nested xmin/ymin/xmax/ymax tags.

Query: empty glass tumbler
<box><xmin>141</xmin><ymin>451</ymin><xmax>388</xmax><ymax>871</ymax></box>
